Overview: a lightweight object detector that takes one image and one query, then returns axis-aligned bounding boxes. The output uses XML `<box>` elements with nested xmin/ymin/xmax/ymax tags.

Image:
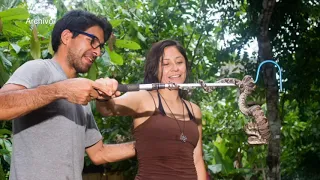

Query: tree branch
<box><xmin>190</xmin><ymin>34</ymin><xmax>202</xmax><ymax>69</ymax></box>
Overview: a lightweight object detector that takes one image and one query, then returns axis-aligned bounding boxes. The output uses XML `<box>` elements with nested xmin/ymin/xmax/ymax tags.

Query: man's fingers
<box><xmin>110</xmin><ymin>79</ymin><xmax>118</xmax><ymax>94</ymax></box>
<box><xmin>94</xmin><ymin>89</ymin><xmax>105</xmax><ymax>96</ymax></box>
<box><xmin>92</xmin><ymin>78</ymin><xmax>118</xmax><ymax>96</ymax></box>
<box><xmin>90</xmin><ymin>88</ymin><xmax>99</xmax><ymax>99</ymax></box>
<box><xmin>115</xmin><ymin>91</ymin><xmax>121</xmax><ymax>97</ymax></box>
<box><xmin>84</xmin><ymin>96</ymin><xmax>91</xmax><ymax>105</ymax></box>
<box><xmin>92</xmin><ymin>81</ymin><xmax>111</xmax><ymax>96</ymax></box>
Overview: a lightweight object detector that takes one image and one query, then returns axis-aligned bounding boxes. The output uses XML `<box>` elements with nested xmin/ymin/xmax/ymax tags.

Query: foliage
<box><xmin>0</xmin><ymin>0</ymin><xmax>319</xmax><ymax>179</ymax></box>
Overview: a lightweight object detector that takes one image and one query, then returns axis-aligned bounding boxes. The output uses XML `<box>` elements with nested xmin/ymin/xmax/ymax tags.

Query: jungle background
<box><xmin>0</xmin><ymin>0</ymin><xmax>319</xmax><ymax>179</ymax></box>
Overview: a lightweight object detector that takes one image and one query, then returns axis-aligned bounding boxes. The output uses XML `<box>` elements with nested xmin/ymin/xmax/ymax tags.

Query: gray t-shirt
<box><xmin>5</xmin><ymin>59</ymin><xmax>102</xmax><ymax>180</ymax></box>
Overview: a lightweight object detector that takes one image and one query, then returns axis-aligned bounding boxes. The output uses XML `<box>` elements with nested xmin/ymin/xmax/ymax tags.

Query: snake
<box><xmin>199</xmin><ymin>75</ymin><xmax>270</xmax><ymax>145</ymax></box>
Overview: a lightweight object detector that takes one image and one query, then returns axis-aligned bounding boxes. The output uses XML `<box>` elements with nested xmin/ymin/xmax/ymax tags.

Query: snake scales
<box><xmin>199</xmin><ymin>75</ymin><xmax>270</xmax><ymax>145</ymax></box>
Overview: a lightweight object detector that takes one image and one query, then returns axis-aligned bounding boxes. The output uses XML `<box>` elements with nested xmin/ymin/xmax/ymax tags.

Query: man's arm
<box><xmin>86</xmin><ymin>139</ymin><xmax>136</xmax><ymax>165</ymax></box>
<box><xmin>0</xmin><ymin>84</ymin><xmax>64</xmax><ymax>120</ymax></box>
<box><xmin>0</xmin><ymin>78</ymin><xmax>115</xmax><ymax>121</ymax></box>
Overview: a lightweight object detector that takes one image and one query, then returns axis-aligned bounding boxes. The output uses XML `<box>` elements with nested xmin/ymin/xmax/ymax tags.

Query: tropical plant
<box><xmin>1</xmin><ymin>0</ymin><xmax>319</xmax><ymax>179</ymax></box>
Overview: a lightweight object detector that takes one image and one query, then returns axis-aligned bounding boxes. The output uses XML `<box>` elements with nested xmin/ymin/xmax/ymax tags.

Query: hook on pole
<box><xmin>254</xmin><ymin>60</ymin><xmax>283</xmax><ymax>91</ymax></box>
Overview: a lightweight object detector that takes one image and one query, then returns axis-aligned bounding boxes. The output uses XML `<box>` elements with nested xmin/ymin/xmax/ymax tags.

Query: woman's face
<box><xmin>158</xmin><ymin>46</ymin><xmax>187</xmax><ymax>84</ymax></box>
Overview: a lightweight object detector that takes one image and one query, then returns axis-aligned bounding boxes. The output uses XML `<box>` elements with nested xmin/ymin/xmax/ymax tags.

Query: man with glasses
<box><xmin>0</xmin><ymin>10</ymin><xmax>135</xmax><ymax>180</ymax></box>
<box><xmin>69</xmin><ymin>29</ymin><xmax>106</xmax><ymax>55</ymax></box>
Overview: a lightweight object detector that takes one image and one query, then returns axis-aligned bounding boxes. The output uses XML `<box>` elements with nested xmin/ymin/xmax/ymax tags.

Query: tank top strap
<box><xmin>182</xmin><ymin>100</ymin><xmax>196</xmax><ymax>123</ymax></box>
<box><xmin>147</xmin><ymin>91</ymin><xmax>157</xmax><ymax>108</ymax></box>
<box><xmin>157</xmin><ymin>90</ymin><xmax>166</xmax><ymax>115</ymax></box>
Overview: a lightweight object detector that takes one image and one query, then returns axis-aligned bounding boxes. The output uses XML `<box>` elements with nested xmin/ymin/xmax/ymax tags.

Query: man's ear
<box><xmin>60</xmin><ymin>29</ymin><xmax>73</xmax><ymax>45</ymax></box>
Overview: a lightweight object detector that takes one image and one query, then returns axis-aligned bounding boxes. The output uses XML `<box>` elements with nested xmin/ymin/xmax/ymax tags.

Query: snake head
<box><xmin>241</xmin><ymin>75</ymin><xmax>256</xmax><ymax>92</ymax></box>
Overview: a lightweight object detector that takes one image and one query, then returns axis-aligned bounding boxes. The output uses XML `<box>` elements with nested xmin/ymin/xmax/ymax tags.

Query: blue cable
<box><xmin>254</xmin><ymin>60</ymin><xmax>283</xmax><ymax>91</ymax></box>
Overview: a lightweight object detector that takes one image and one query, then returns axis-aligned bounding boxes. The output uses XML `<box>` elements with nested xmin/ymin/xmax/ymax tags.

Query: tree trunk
<box><xmin>257</xmin><ymin>0</ymin><xmax>281</xmax><ymax>180</ymax></box>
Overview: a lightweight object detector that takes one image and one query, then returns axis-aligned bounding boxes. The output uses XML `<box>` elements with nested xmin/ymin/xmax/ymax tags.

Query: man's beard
<box><xmin>67</xmin><ymin>49</ymin><xmax>91</xmax><ymax>73</ymax></box>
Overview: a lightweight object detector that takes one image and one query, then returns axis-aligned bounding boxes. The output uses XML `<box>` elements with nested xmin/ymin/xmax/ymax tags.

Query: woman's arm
<box><xmin>194</xmin><ymin>124</ymin><xmax>207</xmax><ymax>180</ymax></box>
<box><xmin>192</xmin><ymin>103</ymin><xmax>207</xmax><ymax>180</ymax></box>
<box><xmin>96</xmin><ymin>90</ymin><xmax>146</xmax><ymax>117</ymax></box>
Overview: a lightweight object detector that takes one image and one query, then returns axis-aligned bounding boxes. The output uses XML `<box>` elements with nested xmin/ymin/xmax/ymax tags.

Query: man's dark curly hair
<box><xmin>51</xmin><ymin>10</ymin><xmax>112</xmax><ymax>53</ymax></box>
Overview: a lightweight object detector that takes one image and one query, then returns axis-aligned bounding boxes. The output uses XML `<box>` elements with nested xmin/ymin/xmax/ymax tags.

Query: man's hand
<box><xmin>55</xmin><ymin>78</ymin><xmax>109</xmax><ymax>105</ymax></box>
<box><xmin>94</xmin><ymin>77</ymin><xmax>121</xmax><ymax>101</ymax></box>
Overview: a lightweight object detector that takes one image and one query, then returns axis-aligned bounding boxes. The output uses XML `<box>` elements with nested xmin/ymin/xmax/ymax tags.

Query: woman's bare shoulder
<box><xmin>129</xmin><ymin>90</ymin><xmax>157</xmax><ymax>111</ymax></box>
<box><xmin>184</xmin><ymin>100</ymin><xmax>202</xmax><ymax>123</ymax></box>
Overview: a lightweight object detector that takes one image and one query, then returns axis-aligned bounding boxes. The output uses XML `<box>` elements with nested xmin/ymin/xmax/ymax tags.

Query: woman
<box><xmin>96</xmin><ymin>40</ymin><xmax>207</xmax><ymax>180</ymax></box>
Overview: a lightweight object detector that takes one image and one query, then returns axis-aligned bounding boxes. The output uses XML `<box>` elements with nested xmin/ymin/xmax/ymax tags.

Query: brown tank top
<box><xmin>133</xmin><ymin>92</ymin><xmax>199</xmax><ymax>180</ymax></box>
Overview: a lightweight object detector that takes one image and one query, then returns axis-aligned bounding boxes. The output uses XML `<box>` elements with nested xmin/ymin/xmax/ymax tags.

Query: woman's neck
<box><xmin>157</xmin><ymin>89</ymin><xmax>181</xmax><ymax>102</ymax></box>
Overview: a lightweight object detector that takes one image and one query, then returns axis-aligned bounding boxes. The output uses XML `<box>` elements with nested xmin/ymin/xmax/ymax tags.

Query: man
<box><xmin>0</xmin><ymin>10</ymin><xmax>135</xmax><ymax>180</ymax></box>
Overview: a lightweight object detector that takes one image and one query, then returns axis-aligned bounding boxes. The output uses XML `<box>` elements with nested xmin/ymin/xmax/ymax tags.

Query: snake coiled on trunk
<box><xmin>199</xmin><ymin>75</ymin><xmax>270</xmax><ymax>145</ymax></box>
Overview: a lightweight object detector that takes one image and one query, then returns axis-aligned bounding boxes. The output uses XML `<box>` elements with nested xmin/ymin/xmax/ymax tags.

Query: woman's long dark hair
<box><xmin>143</xmin><ymin>40</ymin><xmax>190</xmax><ymax>98</ymax></box>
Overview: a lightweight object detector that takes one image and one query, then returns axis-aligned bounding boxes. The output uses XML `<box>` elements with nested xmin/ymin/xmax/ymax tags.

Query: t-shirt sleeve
<box><xmin>84</xmin><ymin>104</ymin><xmax>103</xmax><ymax>148</ymax></box>
<box><xmin>5</xmin><ymin>60</ymin><xmax>50</xmax><ymax>88</ymax></box>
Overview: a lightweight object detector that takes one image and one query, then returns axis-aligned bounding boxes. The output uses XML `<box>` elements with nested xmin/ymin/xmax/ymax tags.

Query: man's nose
<box><xmin>92</xmin><ymin>47</ymin><xmax>101</xmax><ymax>57</ymax></box>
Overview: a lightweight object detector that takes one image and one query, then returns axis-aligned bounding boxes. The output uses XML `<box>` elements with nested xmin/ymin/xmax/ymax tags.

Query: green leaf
<box><xmin>208</xmin><ymin>164</ymin><xmax>222</xmax><ymax>173</ymax></box>
<box><xmin>99</xmin><ymin>53</ymin><xmax>111</xmax><ymax>67</ymax></box>
<box><xmin>14</xmin><ymin>21</ymin><xmax>31</xmax><ymax>34</ymax></box>
<box><xmin>3</xmin><ymin>154</ymin><xmax>11</xmax><ymax>165</ymax></box>
<box><xmin>0</xmin><ymin>42</ymin><xmax>9</xmax><ymax>47</ymax></box>
<box><xmin>107</xmin><ymin>48</ymin><xmax>123</xmax><ymax>65</ymax></box>
<box><xmin>48</xmin><ymin>37</ymin><xmax>54</xmax><ymax>56</ymax></box>
<box><xmin>0</xmin><ymin>149</ymin><xmax>10</xmax><ymax>155</ymax></box>
<box><xmin>0</xmin><ymin>7</ymin><xmax>30</xmax><ymax>21</ymax></box>
<box><xmin>37</xmin><ymin>23</ymin><xmax>54</xmax><ymax>37</ymax></box>
<box><xmin>17</xmin><ymin>37</ymin><xmax>31</xmax><ymax>48</ymax></box>
<box><xmin>0</xmin><ymin>51</ymin><xmax>12</xmax><ymax>68</ymax></box>
<box><xmin>115</xmin><ymin>39</ymin><xmax>141</xmax><ymax>50</ymax></box>
<box><xmin>0</xmin><ymin>163</ymin><xmax>5</xmax><ymax>180</ymax></box>
<box><xmin>0</xmin><ymin>18</ymin><xmax>2</xmax><ymax>33</ymax></box>
<box><xmin>110</xmin><ymin>19</ymin><xmax>123</xmax><ymax>28</ymax></box>
<box><xmin>10</xmin><ymin>43</ymin><xmax>21</xmax><ymax>53</ymax></box>
<box><xmin>137</xmin><ymin>32</ymin><xmax>146</xmax><ymax>42</ymax></box>
<box><xmin>0</xmin><ymin>129</ymin><xmax>12</xmax><ymax>135</ymax></box>
<box><xmin>0</xmin><ymin>53</ymin><xmax>10</xmax><ymax>86</ymax></box>
<box><xmin>30</xmin><ymin>25</ymin><xmax>41</xmax><ymax>59</ymax></box>
<box><xmin>87</xmin><ymin>61</ymin><xmax>98</xmax><ymax>80</ymax></box>
<box><xmin>2</xmin><ymin>22</ymin><xmax>30</xmax><ymax>37</ymax></box>
<box><xmin>212</xmin><ymin>143</ymin><xmax>224</xmax><ymax>164</ymax></box>
<box><xmin>3</xmin><ymin>139</ymin><xmax>12</xmax><ymax>151</ymax></box>
<box><xmin>212</xmin><ymin>136</ymin><xmax>234</xmax><ymax>173</ymax></box>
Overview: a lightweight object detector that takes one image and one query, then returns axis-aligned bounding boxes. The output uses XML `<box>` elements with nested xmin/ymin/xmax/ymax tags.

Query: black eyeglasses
<box><xmin>69</xmin><ymin>29</ymin><xmax>105</xmax><ymax>55</ymax></box>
